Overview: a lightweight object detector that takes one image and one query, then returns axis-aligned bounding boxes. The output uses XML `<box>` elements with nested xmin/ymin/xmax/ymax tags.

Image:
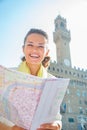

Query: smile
<box><xmin>29</xmin><ymin>54</ymin><xmax>40</xmax><ymax>58</ymax></box>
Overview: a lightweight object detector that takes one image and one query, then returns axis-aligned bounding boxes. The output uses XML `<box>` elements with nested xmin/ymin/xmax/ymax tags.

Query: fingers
<box><xmin>37</xmin><ymin>122</ymin><xmax>60</xmax><ymax>130</ymax></box>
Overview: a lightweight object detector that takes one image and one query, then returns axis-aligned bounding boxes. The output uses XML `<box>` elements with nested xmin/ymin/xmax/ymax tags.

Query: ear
<box><xmin>45</xmin><ymin>49</ymin><xmax>50</xmax><ymax>57</ymax></box>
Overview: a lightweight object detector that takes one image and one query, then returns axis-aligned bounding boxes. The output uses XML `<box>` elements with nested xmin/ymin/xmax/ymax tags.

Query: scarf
<box><xmin>17</xmin><ymin>61</ymin><xmax>47</xmax><ymax>78</ymax></box>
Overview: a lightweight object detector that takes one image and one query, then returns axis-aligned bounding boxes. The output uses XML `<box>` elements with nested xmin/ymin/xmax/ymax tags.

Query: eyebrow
<box><xmin>26</xmin><ymin>41</ymin><xmax>45</xmax><ymax>45</ymax></box>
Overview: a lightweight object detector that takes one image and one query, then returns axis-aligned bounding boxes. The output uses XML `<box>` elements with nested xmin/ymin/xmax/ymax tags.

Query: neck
<box><xmin>26</xmin><ymin>63</ymin><xmax>41</xmax><ymax>76</ymax></box>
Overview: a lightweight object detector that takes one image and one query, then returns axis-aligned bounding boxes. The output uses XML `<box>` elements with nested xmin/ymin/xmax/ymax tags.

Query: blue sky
<box><xmin>0</xmin><ymin>0</ymin><xmax>87</xmax><ymax>70</ymax></box>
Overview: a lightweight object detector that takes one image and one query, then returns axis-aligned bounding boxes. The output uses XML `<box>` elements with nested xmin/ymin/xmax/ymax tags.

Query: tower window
<box><xmin>55</xmin><ymin>23</ymin><xmax>58</xmax><ymax>29</ymax></box>
<box><xmin>60</xmin><ymin>22</ymin><xmax>64</xmax><ymax>28</ymax></box>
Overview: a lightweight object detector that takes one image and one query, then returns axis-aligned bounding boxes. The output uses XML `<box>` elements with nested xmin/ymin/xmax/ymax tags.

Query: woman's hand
<box><xmin>0</xmin><ymin>123</ymin><xmax>24</xmax><ymax>130</ymax></box>
<box><xmin>11</xmin><ymin>126</ymin><xmax>24</xmax><ymax>130</ymax></box>
<box><xmin>37</xmin><ymin>122</ymin><xmax>60</xmax><ymax>130</ymax></box>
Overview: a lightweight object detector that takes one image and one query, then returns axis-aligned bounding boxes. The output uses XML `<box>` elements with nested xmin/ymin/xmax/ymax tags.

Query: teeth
<box><xmin>30</xmin><ymin>54</ymin><xmax>39</xmax><ymax>58</ymax></box>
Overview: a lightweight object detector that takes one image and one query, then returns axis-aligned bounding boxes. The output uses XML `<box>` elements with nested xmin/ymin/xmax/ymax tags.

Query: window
<box><xmin>85</xmin><ymin>108</ymin><xmax>87</xmax><ymax>114</ymax></box>
<box><xmin>84</xmin><ymin>100</ymin><xmax>87</xmax><ymax>105</ymax></box>
<box><xmin>60</xmin><ymin>103</ymin><xmax>66</xmax><ymax>113</ymax></box>
<box><xmin>79</xmin><ymin>100</ymin><xmax>82</xmax><ymax>104</ymax></box>
<box><xmin>76</xmin><ymin>90</ymin><xmax>80</xmax><ymax>97</ymax></box>
<box><xmin>68</xmin><ymin>118</ymin><xmax>74</xmax><ymax>123</ymax></box>
<box><xmin>65</xmin><ymin>70</ymin><xmax>67</xmax><ymax>74</ymax></box>
<box><xmin>81</xmin><ymin>74</ymin><xmax>83</xmax><ymax>78</ymax></box>
<box><xmin>61</xmin><ymin>69</ymin><xmax>63</xmax><ymax>72</ymax></box>
<box><xmin>60</xmin><ymin>22</ymin><xmax>64</xmax><ymax>28</ymax></box>
<box><xmin>53</xmin><ymin>67</ymin><xmax>55</xmax><ymax>71</ymax></box>
<box><xmin>69</xmin><ymin>71</ymin><xmax>71</xmax><ymax>75</ymax></box>
<box><xmin>55</xmin><ymin>23</ymin><xmax>58</xmax><ymax>29</ymax></box>
<box><xmin>77</xmin><ymin>73</ymin><xmax>79</xmax><ymax>77</ymax></box>
<box><xmin>82</xmin><ymin>91</ymin><xmax>86</xmax><ymax>97</ymax></box>
<box><xmin>79</xmin><ymin>107</ymin><xmax>83</xmax><ymax>114</ymax></box>
<box><xmin>57</xmin><ymin>68</ymin><xmax>59</xmax><ymax>72</ymax></box>
<box><xmin>68</xmin><ymin>107</ymin><xmax>72</xmax><ymax>113</ymax></box>
<box><xmin>48</xmin><ymin>66</ymin><xmax>50</xmax><ymax>70</ymax></box>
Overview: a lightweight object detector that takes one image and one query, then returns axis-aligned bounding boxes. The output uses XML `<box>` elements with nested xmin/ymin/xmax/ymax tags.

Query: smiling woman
<box><xmin>18</xmin><ymin>29</ymin><xmax>50</xmax><ymax>76</ymax></box>
<box><xmin>19</xmin><ymin>28</ymin><xmax>50</xmax><ymax>76</ymax></box>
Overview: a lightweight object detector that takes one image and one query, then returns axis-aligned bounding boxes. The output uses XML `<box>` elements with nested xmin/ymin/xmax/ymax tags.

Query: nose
<box><xmin>32</xmin><ymin>45</ymin><xmax>38</xmax><ymax>51</ymax></box>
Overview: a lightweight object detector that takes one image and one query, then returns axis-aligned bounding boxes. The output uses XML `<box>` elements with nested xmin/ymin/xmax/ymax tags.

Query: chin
<box><xmin>30</xmin><ymin>61</ymin><xmax>41</xmax><ymax>65</ymax></box>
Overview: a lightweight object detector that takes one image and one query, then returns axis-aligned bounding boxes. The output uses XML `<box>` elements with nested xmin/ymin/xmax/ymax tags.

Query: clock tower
<box><xmin>53</xmin><ymin>15</ymin><xmax>72</xmax><ymax>67</ymax></box>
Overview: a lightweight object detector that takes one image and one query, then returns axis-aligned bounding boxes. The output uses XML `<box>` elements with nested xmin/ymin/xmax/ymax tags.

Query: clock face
<box><xmin>64</xmin><ymin>59</ymin><xmax>70</xmax><ymax>66</ymax></box>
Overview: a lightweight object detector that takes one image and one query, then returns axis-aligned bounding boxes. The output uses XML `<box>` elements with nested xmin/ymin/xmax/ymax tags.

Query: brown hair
<box><xmin>22</xmin><ymin>28</ymin><xmax>50</xmax><ymax>68</ymax></box>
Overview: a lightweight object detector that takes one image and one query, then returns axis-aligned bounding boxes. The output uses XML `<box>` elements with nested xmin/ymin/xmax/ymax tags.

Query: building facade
<box><xmin>48</xmin><ymin>15</ymin><xmax>87</xmax><ymax>130</ymax></box>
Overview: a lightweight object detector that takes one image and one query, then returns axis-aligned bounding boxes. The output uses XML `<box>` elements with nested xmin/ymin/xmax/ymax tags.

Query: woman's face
<box><xmin>23</xmin><ymin>33</ymin><xmax>49</xmax><ymax>65</ymax></box>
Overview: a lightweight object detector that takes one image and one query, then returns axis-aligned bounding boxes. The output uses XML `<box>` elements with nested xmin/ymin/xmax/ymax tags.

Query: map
<box><xmin>0</xmin><ymin>65</ymin><xmax>69</xmax><ymax>130</ymax></box>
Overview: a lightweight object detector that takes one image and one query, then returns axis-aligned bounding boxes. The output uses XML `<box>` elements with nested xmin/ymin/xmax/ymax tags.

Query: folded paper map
<box><xmin>0</xmin><ymin>65</ymin><xmax>69</xmax><ymax>130</ymax></box>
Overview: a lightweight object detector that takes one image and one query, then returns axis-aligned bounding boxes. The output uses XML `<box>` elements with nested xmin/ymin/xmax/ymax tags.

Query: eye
<box><xmin>27</xmin><ymin>43</ymin><xmax>33</xmax><ymax>47</ymax></box>
<box><xmin>38</xmin><ymin>45</ymin><xmax>45</xmax><ymax>48</ymax></box>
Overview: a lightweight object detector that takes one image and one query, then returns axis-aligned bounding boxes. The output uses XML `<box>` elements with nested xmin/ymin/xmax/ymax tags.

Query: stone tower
<box><xmin>53</xmin><ymin>15</ymin><xmax>72</xmax><ymax>67</ymax></box>
<box><xmin>48</xmin><ymin>15</ymin><xmax>87</xmax><ymax>130</ymax></box>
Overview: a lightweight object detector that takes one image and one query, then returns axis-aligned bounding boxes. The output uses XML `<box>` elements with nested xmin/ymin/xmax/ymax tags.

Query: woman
<box><xmin>0</xmin><ymin>28</ymin><xmax>62</xmax><ymax>130</ymax></box>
